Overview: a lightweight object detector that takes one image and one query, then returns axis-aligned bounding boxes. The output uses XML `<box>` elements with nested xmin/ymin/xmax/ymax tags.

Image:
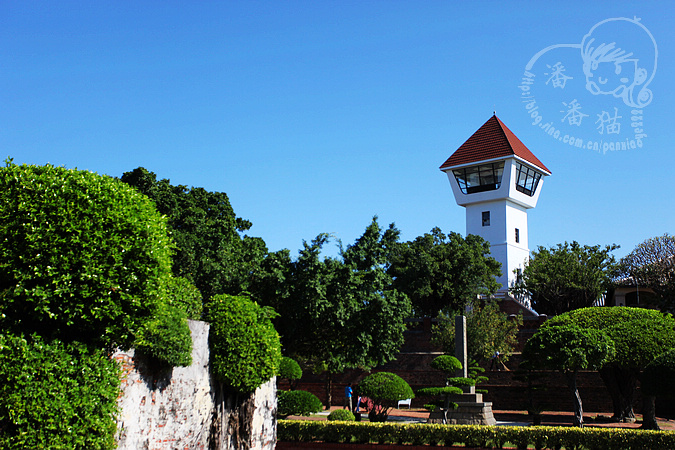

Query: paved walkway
<box><xmin>299</xmin><ymin>407</ymin><xmax>674</xmax><ymax>430</ymax></box>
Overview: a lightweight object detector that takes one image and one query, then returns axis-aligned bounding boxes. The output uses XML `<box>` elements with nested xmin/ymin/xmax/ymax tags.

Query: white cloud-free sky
<box><xmin>2</xmin><ymin>1</ymin><xmax>672</xmax><ymax>259</ymax></box>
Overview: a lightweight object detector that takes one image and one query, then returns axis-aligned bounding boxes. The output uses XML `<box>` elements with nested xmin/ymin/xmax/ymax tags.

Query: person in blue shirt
<box><xmin>344</xmin><ymin>383</ymin><xmax>353</xmax><ymax>411</ymax></box>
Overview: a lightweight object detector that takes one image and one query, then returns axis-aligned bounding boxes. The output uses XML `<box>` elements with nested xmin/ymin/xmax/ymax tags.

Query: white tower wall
<box><xmin>465</xmin><ymin>198</ymin><xmax>530</xmax><ymax>291</ymax></box>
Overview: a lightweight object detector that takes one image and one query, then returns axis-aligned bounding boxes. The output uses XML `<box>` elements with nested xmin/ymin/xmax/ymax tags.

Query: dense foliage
<box><xmin>511</xmin><ymin>241</ymin><xmax>618</xmax><ymax>316</ymax></box>
<box><xmin>134</xmin><ymin>303</ymin><xmax>192</xmax><ymax>367</ymax></box>
<box><xmin>120</xmin><ymin>167</ymin><xmax>268</xmax><ymax>300</ymax></box>
<box><xmin>0</xmin><ymin>333</ymin><xmax>120</xmax><ymax>449</ymax></box>
<box><xmin>0</xmin><ymin>162</ymin><xmax>174</xmax><ymax>349</ymax></box>
<box><xmin>432</xmin><ymin>301</ymin><xmax>522</xmax><ymax>364</ymax></box>
<box><xmin>166</xmin><ymin>276</ymin><xmax>203</xmax><ymax>320</ymax></box>
<box><xmin>259</xmin><ymin>218</ymin><xmax>411</xmax><ymax>407</ymax></box>
<box><xmin>278</xmin><ymin>420</ymin><xmax>675</xmax><ymax>449</ymax></box>
<box><xmin>388</xmin><ymin>228</ymin><xmax>501</xmax><ymax>316</ymax></box>
<box><xmin>277</xmin><ymin>390</ymin><xmax>323</xmax><ymax>418</ymax></box>
<box><xmin>357</xmin><ymin>372</ymin><xmax>414</xmax><ymax>422</ymax></box>
<box><xmin>523</xmin><ymin>324</ymin><xmax>615</xmax><ymax>426</ymax></box>
<box><xmin>620</xmin><ymin>233</ymin><xmax>675</xmax><ymax>311</ymax></box>
<box><xmin>543</xmin><ymin>307</ymin><xmax>675</xmax><ymax>422</ymax></box>
<box><xmin>205</xmin><ymin>294</ymin><xmax>281</xmax><ymax>394</ymax></box>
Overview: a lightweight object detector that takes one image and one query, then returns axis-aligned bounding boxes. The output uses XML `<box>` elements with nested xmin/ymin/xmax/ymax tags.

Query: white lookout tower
<box><xmin>440</xmin><ymin>115</ymin><xmax>551</xmax><ymax>294</ymax></box>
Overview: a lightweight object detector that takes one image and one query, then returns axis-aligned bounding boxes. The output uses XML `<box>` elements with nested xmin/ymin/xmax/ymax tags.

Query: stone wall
<box><xmin>114</xmin><ymin>320</ymin><xmax>276</xmax><ymax>450</ymax></box>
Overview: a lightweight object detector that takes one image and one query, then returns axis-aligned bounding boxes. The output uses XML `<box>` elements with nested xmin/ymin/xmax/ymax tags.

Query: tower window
<box><xmin>515</xmin><ymin>228</ymin><xmax>520</xmax><ymax>243</ymax></box>
<box><xmin>453</xmin><ymin>161</ymin><xmax>505</xmax><ymax>194</ymax></box>
<box><xmin>482</xmin><ymin>211</ymin><xmax>490</xmax><ymax>227</ymax></box>
<box><xmin>515</xmin><ymin>163</ymin><xmax>542</xmax><ymax>196</ymax></box>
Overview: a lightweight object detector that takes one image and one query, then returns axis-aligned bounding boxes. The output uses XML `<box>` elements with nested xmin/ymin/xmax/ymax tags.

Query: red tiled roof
<box><xmin>439</xmin><ymin>115</ymin><xmax>551</xmax><ymax>174</ymax></box>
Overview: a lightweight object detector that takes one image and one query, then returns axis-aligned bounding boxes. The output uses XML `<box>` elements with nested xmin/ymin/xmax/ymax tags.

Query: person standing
<box><xmin>344</xmin><ymin>383</ymin><xmax>353</xmax><ymax>411</ymax></box>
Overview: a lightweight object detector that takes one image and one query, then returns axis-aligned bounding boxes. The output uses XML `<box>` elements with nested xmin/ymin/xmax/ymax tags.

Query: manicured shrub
<box><xmin>357</xmin><ymin>372</ymin><xmax>414</xmax><ymax>422</ymax></box>
<box><xmin>279</xmin><ymin>356</ymin><xmax>302</xmax><ymax>382</ymax></box>
<box><xmin>0</xmin><ymin>162</ymin><xmax>173</xmax><ymax>349</ymax></box>
<box><xmin>277</xmin><ymin>390</ymin><xmax>323</xmax><ymax>418</ymax></box>
<box><xmin>134</xmin><ymin>304</ymin><xmax>192</xmax><ymax>367</ymax></box>
<box><xmin>0</xmin><ymin>332</ymin><xmax>121</xmax><ymax>449</ymax></box>
<box><xmin>205</xmin><ymin>294</ymin><xmax>281</xmax><ymax>394</ymax></box>
<box><xmin>327</xmin><ymin>409</ymin><xmax>356</xmax><ymax>421</ymax></box>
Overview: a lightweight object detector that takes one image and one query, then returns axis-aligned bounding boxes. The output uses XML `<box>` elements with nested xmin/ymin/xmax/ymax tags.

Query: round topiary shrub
<box><xmin>431</xmin><ymin>355</ymin><xmax>462</xmax><ymax>373</ymax></box>
<box><xmin>358</xmin><ymin>372</ymin><xmax>414</xmax><ymax>422</ymax></box>
<box><xmin>0</xmin><ymin>162</ymin><xmax>174</xmax><ymax>348</ymax></box>
<box><xmin>279</xmin><ymin>356</ymin><xmax>302</xmax><ymax>381</ymax></box>
<box><xmin>277</xmin><ymin>390</ymin><xmax>323</xmax><ymax>418</ymax></box>
<box><xmin>327</xmin><ymin>409</ymin><xmax>355</xmax><ymax>421</ymax></box>
<box><xmin>205</xmin><ymin>294</ymin><xmax>281</xmax><ymax>394</ymax></box>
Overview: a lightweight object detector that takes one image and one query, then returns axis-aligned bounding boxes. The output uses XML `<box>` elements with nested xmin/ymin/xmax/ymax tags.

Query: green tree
<box><xmin>543</xmin><ymin>307</ymin><xmax>675</xmax><ymax>422</ymax></box>
<box><xmin>0</xmin><ymin>163</ymin><xmax>173</xmax><ymax>349</ymax></box>
<box><xmin>357</xmin><ymin>372</ymin><xmax>414</xmax><ymax>422</ymax></box>
<box><xmin>388</xmin><ymin>228</ymin><xmax>501</xmax><ymax>317</ymax></box>
<box><xmin>641</xmin><ymin>349</ymin><xmax>675</xmax><ymax>430</ymax></box>
<box><xmin>619</xmin><ymin>234</ymin><xmax>675</xmax><ymax>311</ymax></box>
<box><xmin>120</xmin><ymin>167</ymin><xmax>268</xmax><ymax>299</ymax></box>
<box><xmin>511</xmin><ymin>241</ymin><xmax>619</xmax><ymax>316</ymax></box>
<box><xmin>267</xmin><ymin>218</ymin><xmax>411</xmax><ymax>407</ymax></box>
<box><xmin>523</xmin><ymin>325</ymin><xmax>614</xmax><ymax>426</ymax></box>
<box><xmin>431</xmin><ymin>301</ymin><xmax>522</xmax><ymax>365</ymax></box>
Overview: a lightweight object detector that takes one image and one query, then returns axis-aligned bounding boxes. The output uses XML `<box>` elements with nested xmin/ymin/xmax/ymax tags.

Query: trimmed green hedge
<box><xmin>278</xmin><ymin>420</ymin><xmax>675</xmax><ymax>449</ymax></box>
<box><xmin>0</xmin><ymin>333</ymin><xmax>121</xmax><ymax>449</ymax></box>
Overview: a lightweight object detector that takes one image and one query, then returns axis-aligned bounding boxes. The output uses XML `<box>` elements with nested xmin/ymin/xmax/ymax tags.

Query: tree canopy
<box><xmin>388</xmin><ymin>228</ymin><xmax>501</xmax><ymax>317</ymax></box>
<box><xmin>619</xmin><ymin>234</ymin><xmax>675</xmax><ymax>311</ymax></box>
<box><xmin>543</xmin><ymin>307</ymin><xmax>675</xmax><ymax>422</ymax></box>
<box><xmin>120</xmin><ymin>167</ymin><xmax>268</xmax><ymax>300</ymax></box>
<box><xmin>511</xmin><ymin>241</ymin><xmax>619</xmax><ymax>316</ymax></box>
<box><xmin>257</xmin><ymin>218</ymin><xmax>411</xmax><ymax>407</ymax></box>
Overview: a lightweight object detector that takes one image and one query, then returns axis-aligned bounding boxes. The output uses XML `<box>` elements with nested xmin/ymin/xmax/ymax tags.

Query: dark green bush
<box><xmin>205</xmin><ymin>294</ymin><xmax>281</xmax><ymax>394</ymax></box>
<box><xmin>134</xmin><ymin>304</ymin><xmax>192</xmax><ymax>367</ymax></box>
<box><xmin>0</xmin><ymin>162</ymin><xmax>173</xmax><ymax>348</ymax></box>
<box><xmin>358</xmin><ymin>372</ymin><xmax>414</xmax><ymax>422</ymax></box>
<box><xmin>166</xmin><ymin>276</ymin><xmax>203</xmax><ymax>320</ymax></box>
<box><xmin>327</xmin><ymin>409</ymin><xmax>355</xmax><ymax>421</ymax></box>
<box><xmin>277</xmin><ymin>390</ymin><xmax>323</xmax><ymax>418</ymax></box>
<box><xmin>279</xmin><ymin>356</ymin><xmax>302</xmax><ymax>381</ymax></box>
<box><xmin>0</xmin><ymin>332</ymin><xmax>121</xmax><ymax>449</ymax></box>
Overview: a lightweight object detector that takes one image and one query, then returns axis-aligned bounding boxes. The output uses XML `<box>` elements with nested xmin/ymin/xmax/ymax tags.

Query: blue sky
<box><xmin>2</xmin><ymin>1</ymin><xmax>672</xmax><ymax>260</ymax></box>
